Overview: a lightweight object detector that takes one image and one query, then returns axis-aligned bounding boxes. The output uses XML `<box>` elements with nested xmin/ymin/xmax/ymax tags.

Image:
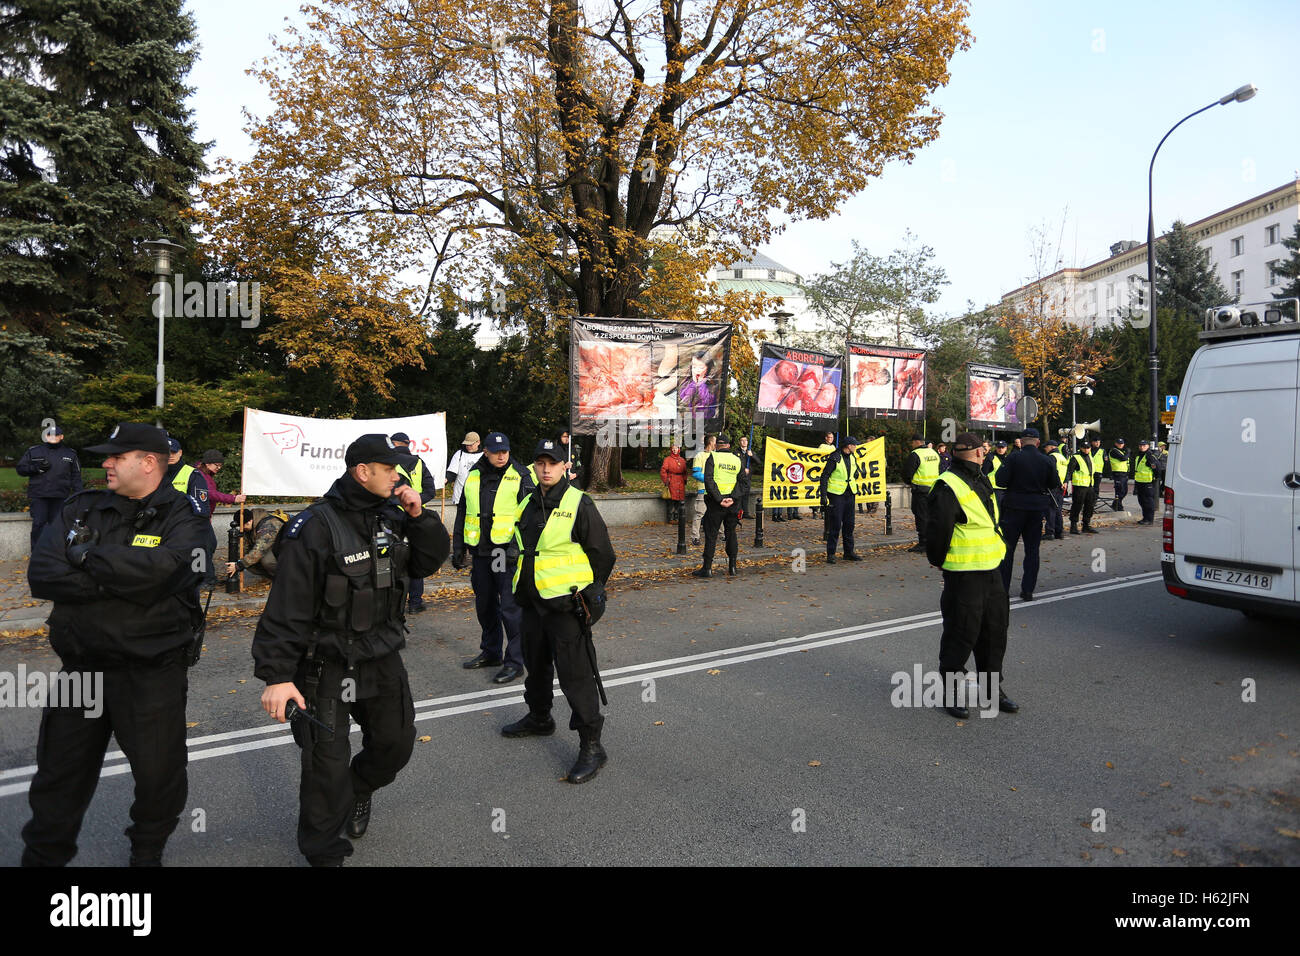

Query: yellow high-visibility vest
<box><xmin>710</xmin><ymin>452</ymin><xmax>740</xmax><ymax>495</ymax></box>
<box><xmin>1070</xmin><ymin>453</ymin><xmax>1093</xmax><ymax>488</ymax></box>
<box><xmin>1050</xmin><ymin>451</ymin><xmax>1068</xmax><ymax>482</ymax></box>
<box><xmin>913</xmin><ymin>447</ymin><xmax>940</xmax><ymax>488</ymax></box>
<box><xmin>396</xmin><ymin>459</ymin><xmax>423</xmax><ymax>494</ymax></box>
<box><xmin>464</xmin><ymin>467</ymin><xmax>522</xmax><ymax>546</ymax></box>
<box><xmin>826</xmin><ymin>456</ymin><xmax>849</xmax><ymax>496</ymax></box>
<box><xmin>171</xmin><ymin>464</ymin><xmax>196</xmax><ymax>495</ymax></box>
<box><xmin>933</xmin><ymin>472</ymin><xmax>1006</xmax><ymax>571</ymax></box>
<box><xmin>512</xmin><ymin>486</ymin><xmax>594</xmax><ymax>599</ymax></box>
<box><xmin>1133</xmin><ymin>454</ymin><xmax>1154</xmax><ymax>483</ymax></box>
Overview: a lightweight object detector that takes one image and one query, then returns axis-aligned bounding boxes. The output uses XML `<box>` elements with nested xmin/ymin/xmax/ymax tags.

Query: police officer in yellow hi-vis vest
<box><xmin>925</xmin><ymin>432</ymin><xmax>1018</xmax><ymax>720</ymax></box>
<box><xmin>391</xmin><ymin>432</ymin><xmax>437</xmax><ymax>614</ymax></box>
<box><xmin>902</xmin><ymin>434</ymin><xmax>940</xmax><ymax>553</ymax></box>
<box><xmin>692</xmin><ymin>433</ymin><xmax>742</xmax><ymax>578</ymax></box>
<box><xmin>452</xmin><ymin>432</ymin><xmax>535</xmax><ymax>684</ymax></box>
<box><xmin>817</xmin><ymin>434</ymin><xmax>863</xmax><ymax>564</ymax></box>
<box><xmin>1064</xmin><ymin>440</ymin><xmax>1097</xmax><ymax>534</ymax></box>
<box><xmin>502</xmin><ymin>438</ymin><xmax>616</xmax><ymax>784</ymax></box>
<box><xmin>1042</xmin><ymin>437</ymin><xmax>1068</xmax><ymax>540</ymax></box>
<box><xmin>164</xmin><ymin>436</ymin><xmax>215</xmax><ymax>585</ymax></box>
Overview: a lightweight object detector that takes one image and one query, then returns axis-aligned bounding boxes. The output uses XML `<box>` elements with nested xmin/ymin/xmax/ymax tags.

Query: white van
<box><xmin>1162</xmin><ymin>299</ymin><xmax>1300</xmax><ymax>620</ymax></box>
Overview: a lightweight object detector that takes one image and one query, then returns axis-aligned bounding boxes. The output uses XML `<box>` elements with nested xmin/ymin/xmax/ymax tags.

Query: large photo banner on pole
<box><xmin>760</xmin><ymin>436</ymin><xmax>887</xmax><ymax>507</ymax></box>
<box><xmin>752</xmin><ymin>343</ymin><xmax>844</xmax><ymax>429</ymax></box>
<box><xmin>965</xmin><ymin>363</ymin><xmax>1025</xmax><ymax>430</ymax></box>
<box><xmin>242</xmin><ymin>408</ymin><xmax>447</xmax><ymax>497</ymax></box>
<box><xmin>569</xmin><ymin>318</ymin><xmax>731</xmax><ymax>445</ymax></box>
<box><xmin>847</xmin><ymin>343</ymin><xmax>926</xmax><ymax>420</ymax></box>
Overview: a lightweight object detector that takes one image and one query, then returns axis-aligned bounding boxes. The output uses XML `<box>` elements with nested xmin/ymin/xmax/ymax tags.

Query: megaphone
<box><xmin>1057</xmin><ymin>427</ymin><xmax>1072</xmax><ymax>439</ymax></box>
<box><xmin>1072</xmin><ymin>419</ymin><xmax>1101</xmax><ymax>440</ymax></box>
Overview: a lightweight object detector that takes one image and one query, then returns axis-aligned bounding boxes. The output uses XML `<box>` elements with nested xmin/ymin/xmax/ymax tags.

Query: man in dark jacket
<box><xmin>502</xmin><ymin>437</ymin><xmax>616</xmax><ymax>784</ymax></box>
<box><xmin>165</xmin><ymin>438</ymin><xmax>216</xmax><ymax>584</ymax></box>
<box><xmin>391</xmin><ymin>432</ymin><xmax>438</xmax><ymax>614</ymax></box>
<box><xmin>22</xmin><ymin>423</ymin><xmax>208</xmax><ymax>866</ymax></box>
<box><xmin>995</xmin><ymin>428</ymin><xmax>1061</xmax><ymax>601</ymax></box>
<box><xmin>452</xmin><ymin>432</ymin><xmax>535</xmax><ymax>683</ymax></box>
<box><xmin>17</xmin><ymin>425</ymin><xmax>83</xmax><ymax>549</ymax></box>
<box><xmin>254</xmin><ymin>434</ymin><xmax>450</xmax><ymax>867</ymax></box>
<box><xmin>818</xmin><ymin>434</ymin><xmax>862</xmax><ymax>564</ymax></box>
<box><xmin>925</xmin><ymin>432</ymin><xmax>1018</xmax><ymax>720</ymax></box>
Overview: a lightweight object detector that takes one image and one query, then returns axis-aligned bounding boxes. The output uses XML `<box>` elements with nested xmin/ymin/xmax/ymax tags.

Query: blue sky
<box><xmin>185</xmin><ymin>0</ymin><xmax>1300</xmax><ymax>316</ymax></box>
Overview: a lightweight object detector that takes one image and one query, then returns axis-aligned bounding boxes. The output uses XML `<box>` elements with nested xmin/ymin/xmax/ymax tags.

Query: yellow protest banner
<box><xmin>760</xmin><ymin>437</ymin><xmax>887</xmax><ymax>507</ymax></box>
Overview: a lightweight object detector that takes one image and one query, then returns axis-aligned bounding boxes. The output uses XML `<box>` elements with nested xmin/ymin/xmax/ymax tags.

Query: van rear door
<box><xmin>1169</xmin><ymin>335</ymin><xmax>1299</xmax><ymax>604</ymax></box>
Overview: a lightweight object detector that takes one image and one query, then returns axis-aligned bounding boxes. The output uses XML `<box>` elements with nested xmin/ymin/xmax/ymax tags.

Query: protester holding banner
<box><xmin>818</xmin><ymin>434</ymin><xmax>862</xmax><ymax>564</ymax></box>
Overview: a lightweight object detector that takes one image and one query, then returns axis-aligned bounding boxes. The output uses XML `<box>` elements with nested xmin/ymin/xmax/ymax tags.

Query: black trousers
<box><xmin>825</xmin><ymin>492</ymin><xmax>855</xmax><ymax>556</ymax></box>
<box><xmin>1069</xmin><ymin>484</ymin><xmax>1095</xmax><ymax>529</ymax></box>
<box><xmin>22</xmin><ymin>657</ymin><xmax>189</xmax><ymax>866</ymax></box>
<box><xmin>701</xmin><ymin>499</ymin><xmax>738</xmax><ymax>571</ymax></box>
<box><xmin>28</xmin><ymin>496</ymin><xmax>65</xmax><ymax>550</ymax></box>
<box><xmin>1000</xmin><ymin>507</ymin><xmax>1045</xmax><ymax>596</ymax></box>
<box><xmin>520</xmin><ymin>601</ymin><xmax>603</xmax><ymax>738</ymax></box>
<box><xmin>1135</xmin><ymin>481</ymin><xmax>1158</xmax><ymax>522</ymax></box>
<box><xmin>471</xmin><ymin>553</ymin><xmax>524</xmax><ymax>668</ymax></box>
<box><xmin>1112</xmin><ymin>476</ymin><xmax>1129</xmax><ymax>509</ymax></box>
<box><xmin>1042</xmin><ymin>489</ymin><xmax>1064</xmax><ymax>538</ymax></box>
<box><xmin>910</xmin><ymin>488</ymin><xmax>930</xmax><ymax>544</ymax></box>
<box><xmin>292</xmin><ymin>652</ymin><xmax>415</xmax><ymax>865</ymax></box>
<box><xmin>938</xmin><ymin>568</ymin><xmax>1009</xmax><ymax>680</ymax></box>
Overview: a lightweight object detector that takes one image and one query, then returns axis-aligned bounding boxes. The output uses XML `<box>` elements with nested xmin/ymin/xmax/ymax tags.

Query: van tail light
<box><xmin>1162</xmin><ymin>487</ymin><xmax>1174</xmax><ymax>553</ymax></box>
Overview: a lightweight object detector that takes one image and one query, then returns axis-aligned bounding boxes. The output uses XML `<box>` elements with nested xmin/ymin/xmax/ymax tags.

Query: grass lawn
<box><xmin>603</xmin><ymin>469</ymin><xmax>670</xmax><ymax>495</ymax></box>
<box><xmin>0</xmin><ymin>467</ymin><xmax>106</xmax><ymax>491</ymax></box>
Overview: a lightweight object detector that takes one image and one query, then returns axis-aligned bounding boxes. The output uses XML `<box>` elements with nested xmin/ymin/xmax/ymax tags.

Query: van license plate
<box><xmin>1194</xmin><ymin>566</ymin><xmax>1272</xmax><ymax>590</ymax></box>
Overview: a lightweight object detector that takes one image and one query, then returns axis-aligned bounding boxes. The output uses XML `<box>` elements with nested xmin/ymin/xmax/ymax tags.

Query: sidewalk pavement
<box><xmin>0</xmin><ymin>501</ymin><xmax>1138</xmax><ymax>633</ymax></box>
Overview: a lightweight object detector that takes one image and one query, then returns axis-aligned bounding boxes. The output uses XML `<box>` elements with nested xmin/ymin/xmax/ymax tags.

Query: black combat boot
<box><xmin>346</xmin><ymin>795</ymin><xmax>372</xmax><ymax>838</ymax></box>
<box><xmin>567</xmin><ymin>735</ymin><xmax>608</xmax><ymax>784</ymax></box>
<box><xmin>501</xmin><ymin>711</ymin><xmax>557</xmax><ymax>737</ymax></box>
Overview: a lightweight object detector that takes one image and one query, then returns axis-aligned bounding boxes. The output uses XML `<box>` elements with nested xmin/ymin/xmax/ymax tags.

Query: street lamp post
<box><xmin>143</xmin><ymin>238</ymin><xmax>184</xmax><ymax>426</ymax></box>
<box><xmin>1145</xmin><ymin>83</ymin><xmax>1256</xmax><ymax>446</ymax></box>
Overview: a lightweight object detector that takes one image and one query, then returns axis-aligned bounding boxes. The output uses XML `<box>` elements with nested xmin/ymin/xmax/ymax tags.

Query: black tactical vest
<box><xmin>311</xmin><ymin>501</ymin><xmax>410</xmax><ymax>636</ymax></box>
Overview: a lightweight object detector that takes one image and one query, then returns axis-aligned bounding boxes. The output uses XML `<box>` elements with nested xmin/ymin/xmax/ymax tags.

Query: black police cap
<box><xmin>533</xmin><ymin>437</ymin><xmax>563</xmax><ymax>462</ymax></box>
<box><xmin>344</xmin><ymin>434</ymin><xmax>407</xmax><ymax>467</ymax></box>
<box><xmin>85</xmin><ymin>423</ymin><xmax>170</xmax><ymax>456</ymax></box>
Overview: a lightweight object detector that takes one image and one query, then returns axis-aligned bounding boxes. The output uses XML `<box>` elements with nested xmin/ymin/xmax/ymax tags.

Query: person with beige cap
<box><xmin>446</xmin><ymin>431</ymin><xmax>483</xmax><ymax>507</ymax></box>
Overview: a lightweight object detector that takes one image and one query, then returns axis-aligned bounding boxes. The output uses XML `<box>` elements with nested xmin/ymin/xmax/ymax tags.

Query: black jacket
<box><xmin>27</xmin><ymin>482</ymin><xmax>209</xmax><ymax>666</ymax></box>
<box><xmin>165</xmin><ymin>460</ymin><xmax>212</xmax><ymax>517</ymax></box>
<box><xmin>997</xmin><ymin>446</ymin><xmax>1061</xmax><ymax>511</ymax></box>
<box><xmin>252</xmin><ymin>473</ymin><xmax>450</xmax><ymax>685</ymax></box>
<box><xmin>514</xmin><ymin>477</ymin><xmax>616</xmax><ymax>612</ymax></box>
<box><xmin>452</xmin><ymin>456</ymin><xmax>535</xmax><ymax>558</ymax></box>
<box><xmin>925</xmin><ymin>458</ymin><xmax>1001</xmax><ymax>570</ymax></box>
<box><xmin>17</xmin><ymin>442</ymin><xmax>83</xmax><ymax>499</ymax></box>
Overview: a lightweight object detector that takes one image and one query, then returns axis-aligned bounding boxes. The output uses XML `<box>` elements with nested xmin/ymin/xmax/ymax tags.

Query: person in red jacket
<box><xmin>659</xmin><ymin>444</ymin><xmax>688</xmax><ymax>522</ymax></box>
<box><xmin>195</xmin><ymin>449</ymin><xmax>247</xmax><ymax>505</ymax></box>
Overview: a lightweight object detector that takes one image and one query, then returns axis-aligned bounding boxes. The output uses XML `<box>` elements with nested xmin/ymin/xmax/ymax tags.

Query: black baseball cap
<box><xmin>1022</xmin><ymin>427</ymin><xmax>1040</xmax><ymax>439</ymax></box>
<box><xmin>1115</xmin><ymin>437</ymin><xmax>1126</xmax><ymax>444</ymax></box>
<box><xmin>485</xmin><ymin>432</ymin><xmax>510</xmax><ymax>453</ymax></box>
<box><xmin>953</xmin><ymin>432</ymin><xmax>983</xmax><ymax>451</ymax></box>
<box><xmin>995</xmin><ymin>439</ymin><xmax>1008</xmax><ymax>448</ymax></box>
<box><xmin>1138</xmin><ymin>438</ymin><xmax>1150</xmax><ymax>446</ymax></box>
<box><xmin>533</xmin><ymin>438</ymin><xmax>563</xmax><ymax>462</ymax></box>
<box><xmin>390</xmin><ymin>432</ymin><xmax>410</xmax><ymax>443</ymax></box>
<box><xmin>167</xmin><ymin>437</ymin><xmax>181</xmax><ymax>454</ymax></box>
<box><xmin>716</xmin><ymin>433</ymin><xmax>731</xmax><ymax>447</ymax></box>
<box><xmin>86</xmin><ymin>423</ymin><xmax>171</xmax><ymax>456</ymax></box>
<box><xmin>840</xmin><ymin>435</ymin><xmax>860</xmax><ymax>449</ymax></box>
<box><xmin>344</xmin><ymin>433</ymin><xmax>407</xmax><ymax>467</ymax></box>
<box><xmin>910</xmin><ymin>433</ymin><xmax>925</xmax><ymax>442</ymax></box>
<box><xmin>1043</xmin><ymin>436</ymin><xmax>1059</xmax><ymax>447</ymax></box>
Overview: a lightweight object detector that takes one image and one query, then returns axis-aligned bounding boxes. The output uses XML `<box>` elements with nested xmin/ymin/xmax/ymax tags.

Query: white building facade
<box><xmin>1001</xmin><ymin>178</ymin><xmax>1300</xmax><ymax>325</ymax></box>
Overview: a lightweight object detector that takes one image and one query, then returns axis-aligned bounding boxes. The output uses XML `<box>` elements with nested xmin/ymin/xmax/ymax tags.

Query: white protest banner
<box><xmin>241</xmin><ymin>408</ymin><xmax>447</xmax><ymax>497</ymax></box>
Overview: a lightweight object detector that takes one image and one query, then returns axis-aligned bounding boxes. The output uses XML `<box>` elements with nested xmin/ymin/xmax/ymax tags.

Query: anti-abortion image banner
<box><xmin>965</xmin><ymin>363</ymin><xmax>1026</xmax><ymax>430</ymax></box>
<box><xmin>243</xmin><ymin>408</ymin><xmax>447</xmax><ymax>497</ymax></box>
<box><xmin>846</xmin><ymin>343</ymin><xmax>927</xmax><ymax>421</ymax></box>
<box><xmin>569</xmin><ymin>318</ymin><xmax>732</xmax><ymax>440</ymax></box>
<box><xmin>752</xmin><ymin>343</ymin><xmax>844</xmax><ymax>429</ymax></box>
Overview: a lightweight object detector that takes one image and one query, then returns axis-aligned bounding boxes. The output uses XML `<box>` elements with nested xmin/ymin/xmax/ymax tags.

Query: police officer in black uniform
<box><xmin>502</xmin><ymin>438</ymin><xmax>616</xmax><ymax>784</ymax></box>
<box><xmin>165</xmin><ymin>436</ymin><xmax>217</xmax><ymax>584</ymax></box>
<box><xmin>818</xmin><ymin>434</ymin><xmax>863</xmax><ymax>564</ymax></box>
<box><xmin>22</xmin><ymin>423</ymin><xmax>209</xmax><ymax>866</ymax></box>
<box><xmin>17</xmin><ymin>424</ymin><xmax>83</xmax><ymax>550</ymax></box>
<box><xmin>254</xmin><ymin>434</ymin><xmax>450</xmax><ymax>867</ymax></box>
<box><xmin>995</xmin><ymin>428</ymin><xmax>1061</xmax><ymax>601</ymax></box>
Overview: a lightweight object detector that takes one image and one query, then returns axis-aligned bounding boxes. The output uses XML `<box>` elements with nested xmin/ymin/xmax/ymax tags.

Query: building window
<box><xmin>1230</xmin><ymin>236</ymin><xmax>1244</xmax><ymax>257</ymax></box>
<box><xmin>1267</xmin><ymin>260</ymin><xmax>1282</xmax><ymax>286</ymax></box>
<box><xmin>1265</xmin><ymin>224</ymin><xmax>1279</xmax><ymax>245</ymax></box>
<box><xmin>1231</xmin><ymin>270</ymin><xmax>1244</xmax><ymax>297</ymax></box>
<box><xmin>767</xmin><ymin>269</ymin><xmax>776</xmax><ymax>280</ymax></box>
<box><xmin>733</xmin><ymin>269</ymin><xmax>743</xmax><ymax>279</ymax></box>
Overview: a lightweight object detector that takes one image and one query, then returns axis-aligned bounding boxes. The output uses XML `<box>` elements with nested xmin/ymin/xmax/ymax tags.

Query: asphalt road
<box><xmin>1</xmin><ymin>524</ymin><xmax>1297</xmax><ymax>866</ymax></box>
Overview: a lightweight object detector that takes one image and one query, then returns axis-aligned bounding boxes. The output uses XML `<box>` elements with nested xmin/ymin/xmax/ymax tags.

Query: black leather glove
<box><xmin>65</xmin><ymin>521</ymin><xmax>99</xmax><ymax>568</ymax></box>
<box><xmin>451</xmin><ymin>550</ymin><xmax>466</xmax><ymax>570</ymax></box>
<box><xmin>32</xmin><ymin>456</ymin><xmax>51</xmax><ymax>473</ymax></box>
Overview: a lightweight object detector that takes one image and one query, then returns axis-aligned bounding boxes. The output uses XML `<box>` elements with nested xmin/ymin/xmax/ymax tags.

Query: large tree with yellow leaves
<box><xmin>201</xmin><ymin>0</ymin><xmax>971</xmax><ymax>483</ymax></box>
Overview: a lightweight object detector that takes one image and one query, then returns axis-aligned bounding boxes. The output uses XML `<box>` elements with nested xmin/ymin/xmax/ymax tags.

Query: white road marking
<box><xmin>0</xmin><ymin>571</ymin><xmax>1163</xmax><ymax>798</ymax></box>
